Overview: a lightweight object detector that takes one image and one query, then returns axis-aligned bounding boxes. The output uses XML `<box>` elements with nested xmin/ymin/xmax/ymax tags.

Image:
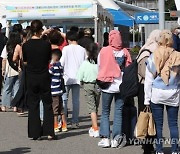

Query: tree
<box><xmin>165</xmin><ymin>0</ymin><xmax>177</xmax><ymax>20</ymax></box>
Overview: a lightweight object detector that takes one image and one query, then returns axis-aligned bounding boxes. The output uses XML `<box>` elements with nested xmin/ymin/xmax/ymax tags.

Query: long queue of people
<box><xmin>0</xmin><ymin>20</ymin><xmax>179</xmax><ymax>154</ymax></box>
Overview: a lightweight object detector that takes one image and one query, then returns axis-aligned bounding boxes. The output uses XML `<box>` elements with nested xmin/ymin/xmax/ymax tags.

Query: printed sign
<box><xmin>135</xmin><ymin>12</ymin><xmax>159</xmax><ymax>24</ymax></box>
<box><xmin>5</xmin><ymin>3</ymin><xmax>94</xmax><ymax>20</ymax></box>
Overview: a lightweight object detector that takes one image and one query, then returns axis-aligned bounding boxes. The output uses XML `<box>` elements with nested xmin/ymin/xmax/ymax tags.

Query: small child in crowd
<box><xmin>77</xmin><ymin>43</ymin><xmax>100</xmax><ymax>138</ymax></box>
<box><xmin>49</xmin><ymin>50</ymin><xmax>67</xmax><ymax>133</ymax></box>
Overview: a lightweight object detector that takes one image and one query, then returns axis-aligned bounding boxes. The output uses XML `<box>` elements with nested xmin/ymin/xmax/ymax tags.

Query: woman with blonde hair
<box><xmin>144</xmin><ymin>30</ymin><xmax>180</xmax><ymax>154</ymax></box>
<box><xmin>137</xmin><ymin>29</ymin><xmax>161</xmax><ymax>154</ymax></box>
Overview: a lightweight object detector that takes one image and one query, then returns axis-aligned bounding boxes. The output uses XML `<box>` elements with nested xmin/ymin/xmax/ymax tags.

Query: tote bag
<box><xmin>134</xmin><ymin>106</ymin><xmax>156</xmax><ymax>139</ymax></box>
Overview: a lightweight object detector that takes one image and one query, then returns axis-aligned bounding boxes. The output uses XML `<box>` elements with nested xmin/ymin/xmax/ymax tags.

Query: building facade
<box><xmin>120</xmin><ymin>0</ymin><xmax>158</xmax><ymax>10</ymax></box>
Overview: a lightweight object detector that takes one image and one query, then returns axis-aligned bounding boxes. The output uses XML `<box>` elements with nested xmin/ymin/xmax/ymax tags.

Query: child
<box><xmin>77</xmin><ymin>43</ymin><xmax>100</xmax><ymax>137</ymax></box>
<box><xmin>49</xmin><ymin>50</ymin><xmax>67</xmax><ymax>133</ymax></box>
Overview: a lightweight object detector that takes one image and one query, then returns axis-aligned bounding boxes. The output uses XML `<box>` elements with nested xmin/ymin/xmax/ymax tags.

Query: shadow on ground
<box><xmin>0</xmin><ymin>147</ymin><xmax>31</xmax><ymax>154</ymax></box>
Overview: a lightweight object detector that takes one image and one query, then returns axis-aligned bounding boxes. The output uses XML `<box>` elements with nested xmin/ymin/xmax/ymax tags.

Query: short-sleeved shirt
<box><xmin>22</xmin><ymin>39</ymin><xmax>51</xmax><ymax>73</ymax></box>
<box><xmin>1</xmin><ymin>46</ymin><xmax>19</xmax><ymax>77</ymax></box>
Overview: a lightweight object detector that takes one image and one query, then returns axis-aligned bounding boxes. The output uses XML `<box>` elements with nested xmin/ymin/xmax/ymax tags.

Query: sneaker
<box><xmin>111</xmin><ymin>134</ymin><xmax>127</xmax><ymax>148</ymax></box>
<box><xmin>71</xmin><ymin>123</ymin><xmax>79</xmax><ymax>129</ymax></box>
<box><xmin>89</xmin><ymin>127</ymin><xmax>99</xmax><ymax>138</ymax></box>
<box><xmin>98</xmin><ymin>138</ymin><xmax>111</xmax><ymax>148</ymax></box>
<box><xmin>54</xmin><ymin>128</ymin><xmax>60</xmax><ymax>133</ymax></box>
<box><xmin>62</xmin><ymin>125</ymin><xmax>68</xmax><ymax>132</ymax></box>
<box><xmin>156</xmin><ymin>152</ymin><xmax>164</xmax><ymax>154</ymax></box>
<box><xmin>172</xmin><ymin>152</ymin><xmax>180</xmax><ymax>154</ymax></box>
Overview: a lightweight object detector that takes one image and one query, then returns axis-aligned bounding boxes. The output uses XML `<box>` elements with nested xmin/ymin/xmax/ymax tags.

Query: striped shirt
<box><xmin>49</xmin><ymin>62</ymin><xmax>63</xmax><ymax>96</ymax></box>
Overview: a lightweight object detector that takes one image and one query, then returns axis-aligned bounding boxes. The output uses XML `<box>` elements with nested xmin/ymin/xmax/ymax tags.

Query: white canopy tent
<box><xmin>0</xmin><ymin>0</ymin><xmax>113</xmax><ymax>45</ymax></box>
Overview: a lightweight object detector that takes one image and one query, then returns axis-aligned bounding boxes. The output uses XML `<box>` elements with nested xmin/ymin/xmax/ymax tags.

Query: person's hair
<box><xmin>6</xmin><ymin>32</ymin><xmax>22</xmax><ymax>53</ymax></box>
<box><xmin>86</xmin><ymin>43</ymin><xmax>98</xmax><ymax>64</ymax></box>
<box><xmin>49</xmin><ymin>30</ymin><xmax>64</xmax><ymax>46</ymax></box>
<box><xmin>30</xmin><ymin>20</ymin><xmax>43</xmax><ymax>35</ymax></box>
<box><xmin>66</xmin><ymin>31</ymin><xmax>78</xmax><ymax>42</ymax></box>
<box><xmin>41</xmin><ymin>34</ymin><xmax>49</xmax><ymax>42</ymax></box>
<box><xmin>12</xmin><ymin>24</ymin><xmax>23</xmax><ymax>34</ymax></box>
<box><xmin>158</xmin><ymin>30</ymin><xmax>173</xmax><ymax>47</ymax></box>
<box><xmin>70</xmin><ymin>26</ymin><xmax>79</xmax><ymax>33</ymax></box>
<box><xmin>53</xmin><ymin>27</ymin><xmax>61</xmax><ymax>32</ymax></box>
<box><xmin>0</xmin><ymin>23</ymin><xmax>2</xmax><ymax>30</ymax></box>
<box><xmin>52</xmin><ymin>50</ymin><xmax>62</xmax><ymax>60</ymax></box>
<box><xmin>78</xmin><ymin>29</ymin><xmax>84</xmax><ymax>40</ymax></box>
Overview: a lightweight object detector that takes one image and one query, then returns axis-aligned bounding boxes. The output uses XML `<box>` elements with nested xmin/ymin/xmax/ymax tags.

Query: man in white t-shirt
<box><xmin>60</xmin><ymin>31</ymin><xmax>86</xmax><ymax>128</ymax></box>
<box><xmin>1</xmin><ymin>46</ymin><xmax>19</xmax><ymax>111</ymax></box>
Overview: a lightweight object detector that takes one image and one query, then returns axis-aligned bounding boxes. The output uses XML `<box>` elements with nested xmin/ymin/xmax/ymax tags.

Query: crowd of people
<box><xmin>0</xmin><ymin>20</ymin><xmax>179</xmax><ymax>154</ymax></box>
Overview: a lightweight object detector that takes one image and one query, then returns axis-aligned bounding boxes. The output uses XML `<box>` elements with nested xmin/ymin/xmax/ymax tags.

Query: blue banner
<box><xmin>135</xmin><ymin>12</ymin><xmax>159</xmax><ymax>24</ymax></box>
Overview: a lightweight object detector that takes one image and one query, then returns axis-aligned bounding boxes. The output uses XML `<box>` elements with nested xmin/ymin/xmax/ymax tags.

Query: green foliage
<box><xmin>130</xmin><ymin>45</ymin><xmax>141</xmax><ymax>54</ymax></box>
<box><xmin>165</xmin><ymin>0</ymin><xmax>178</xmax><ymax>21</ymax></box>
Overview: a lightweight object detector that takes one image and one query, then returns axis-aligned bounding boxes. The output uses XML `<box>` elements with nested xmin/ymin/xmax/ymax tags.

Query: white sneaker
<box><xmin>172</xmin><ymin>152</ymin><xmax>180</xmax><ymax>154</ymax></box>
<box><xmin>98</xmin><ymin>138</ymin><xmax>111</xmax><ymax>148</ymax></box>
<box><xmin>111</xmin><ymin>134</ymin><xmax>127</xmax><ymax>148</ymax></box>
<box><xmin>89</xmin><ymin>127</ymin><xmax>99</xmax><ymax>138</ymax></box>
<box><xmin>156</xmin><ymin>152</ymin><xmax>164</xmax><ymax>154</ymax></box>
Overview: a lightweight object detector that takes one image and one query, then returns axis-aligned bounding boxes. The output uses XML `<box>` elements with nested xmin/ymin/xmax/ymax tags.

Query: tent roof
<box><xmin>97</xmin><ymin>0</ymin><xmax>134</xmax><ymax>27</ymax></box>
<box><xmin>108</xmin><ymin>9</ymin><xmax>134</xmax><ymax>27</ymax></box>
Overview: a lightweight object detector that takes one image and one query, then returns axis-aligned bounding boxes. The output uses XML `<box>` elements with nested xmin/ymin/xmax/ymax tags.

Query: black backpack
<box><xmin>119</xmin><ymin>49</ymin><xmax>152</xmax><ymax>100</ymax></box>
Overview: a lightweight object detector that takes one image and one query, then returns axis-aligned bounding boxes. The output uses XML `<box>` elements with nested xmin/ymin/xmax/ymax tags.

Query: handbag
<box><xmin>134</xmin><ymin>106</ymin><xmax>156</xmax><ymax>139</ymax></box>
<box><xmin>96</xmin><ymin>79</ymin><xmax>111</xmax><ymax>89</ymax></box>
<box><xmin>148</xmin><ymin>112</ymin><xmax>156</xmax><ymax>136</ymax></box>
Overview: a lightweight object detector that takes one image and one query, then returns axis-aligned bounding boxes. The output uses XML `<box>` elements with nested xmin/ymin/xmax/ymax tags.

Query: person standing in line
<box><xmin>77</xmin><ymin>43</ymin><xmax>100</xmax><ymax>138</ymax></box>
<box><xmin>49</xmin><ymin>30</ymin><xmax>67</xmax><ymax>132</ymax></box>
<box><xmin>137</xmin><ymin>29</ymin><xmax>161</xmax><ymax>154</ymax></box>
<box><xmin>97</xmin><ymin>30</ymin><xmax>132</xmax><ymax>148</ymax></box>
<box><xmin>144</xmin><ymin>30</ymin><xmax>180</xmax><ymax>154</ymax></box>
<box><xmin>49</xmin><ymin>50</ymin><xmax>67</xmax><ymax>133</ymax></box>
<box><xmin>22</xmin><ymin>20</ymin><xmax>55</xmax><ymax>140</ymax></box>
<box><xmin>0</xmin><ymin>23</ymin><xmax>7</xmax><ymax>102</ymax></box>
<box><xmin>78</xmin><ymin>28</ymin><xmax>94</xmax><ymax>49</ymax></box>
<box><xmin>60</xmin><ymin>31</ymin><xmax>86</xmax><ymax>129</ymax></box>
<box><xmin>1</xmin><ymin>32</ymin><xmax>21</xmax><ymax>112</ymax></box>
<box><xmin>171</xmin><ymin>27</ymin><xmax>180</xmax><ymax>52</ymax></box>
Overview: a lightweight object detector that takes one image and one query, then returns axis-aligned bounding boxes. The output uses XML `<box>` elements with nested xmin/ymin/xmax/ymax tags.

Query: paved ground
<box><xmin>0</xmin><ymin>90</ymin><xmax>176</xmax><ymax>154</ymax></box>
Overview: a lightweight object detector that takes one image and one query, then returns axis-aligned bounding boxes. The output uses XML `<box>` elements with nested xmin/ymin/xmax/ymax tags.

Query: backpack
<box><xmin>119</xmin><ymin>49</ymin><xmax>152</xmax><ymax>100</ymax></box>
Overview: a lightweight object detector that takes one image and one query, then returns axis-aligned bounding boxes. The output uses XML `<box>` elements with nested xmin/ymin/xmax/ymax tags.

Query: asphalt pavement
<box><xmin>0</xmin><ymin>90</ymin><xmax>176</xmax><ymax>154</ymax></box>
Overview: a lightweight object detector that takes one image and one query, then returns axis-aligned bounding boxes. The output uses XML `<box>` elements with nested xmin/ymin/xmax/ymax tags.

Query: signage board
<box><xmin>135</xmin><ymin>12</ymin><xmax>159</xmax><ymax>24</ymax></box>
<box><xmin>5</xmin><ymin>3</ymin><xmax>94</xmax><ymax>20</ymax></box>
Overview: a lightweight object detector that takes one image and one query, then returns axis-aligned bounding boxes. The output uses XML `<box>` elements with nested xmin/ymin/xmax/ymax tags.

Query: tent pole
<box><xmin>133</xmin><ymin>21</ymin><xmax>135</xmax><ymax>47</ymax></box>
<box><xmin>6</xmin><ymin>20</ymin><xmax>10</xmax><ymax>37</ymax></box>
<box><xmin>94</xmin><ymin>17</ymin><xmax>98</xmax><ymax>43</ymax></box>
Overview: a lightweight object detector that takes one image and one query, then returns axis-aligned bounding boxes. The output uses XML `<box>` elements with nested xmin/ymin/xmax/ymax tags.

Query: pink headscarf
<box><xmin>97</xmin><ymin>30</ymin><xmax>132</xmax><ymax>82</ymax></box>
<box><xmin>109</xmin><ymin>30</ymin><xmax>123</xmax><ymax>51</ymax></box>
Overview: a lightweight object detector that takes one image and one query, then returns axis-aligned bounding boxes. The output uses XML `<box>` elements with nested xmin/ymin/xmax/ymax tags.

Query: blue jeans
<box><xmin>100</xmin><ymin>92</ymin><xmax>124</xmax><ymax>139</ymax></box>
<box><xmin>151</xmin><ymin>103</ymin><xmax>179</xmax><ymax>153</ymax></box>
<box><xmin>2</xmin><ymin>76</ymin><xmax>19</xmax><ymax>107</ymax></box>
<box><xmin>62</xmin><ymin>84</ymin><xmax>80</xmax><ymax>124</ymax></box>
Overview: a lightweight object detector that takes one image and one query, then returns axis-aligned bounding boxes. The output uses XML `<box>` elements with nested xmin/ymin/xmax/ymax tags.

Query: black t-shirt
<box><xmin>23</xmin><ymin>39</ymin><xmax>51</xmax><ymax>73</ymax></box>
